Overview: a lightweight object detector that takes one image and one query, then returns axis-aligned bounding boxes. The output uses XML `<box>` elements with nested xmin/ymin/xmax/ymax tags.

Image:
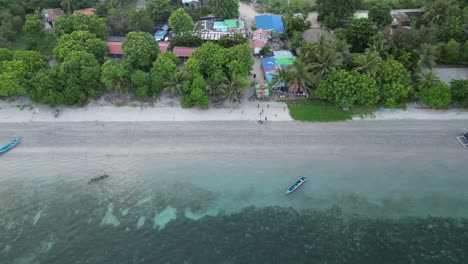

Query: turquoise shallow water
<box><xmin>1</xmin><ymin>151</ymin><xmax>467</xmax><ymax>263</ymax></box>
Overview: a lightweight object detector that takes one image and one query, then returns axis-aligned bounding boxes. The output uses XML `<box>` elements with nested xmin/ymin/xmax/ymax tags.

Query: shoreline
<box><xmin>2</xmin><ymin>97</ymin><xmax>468</xmax><ymax>123</ymax></box>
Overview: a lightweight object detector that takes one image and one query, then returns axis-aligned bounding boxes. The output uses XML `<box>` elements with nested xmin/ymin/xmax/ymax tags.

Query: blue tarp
<box><xmin>255</xmin><ymin>15</ymin><xmax>285</xmax><ymax>33</ymax></box>
<box><xmin>154</xmin><ymin>30</ymin><xmax>167</xmax><ymax>41</ymax></box>
<box><xmin>262</xmin><ymin>57</ymin><xmax>277</xmax><ymax>72</ymax></box>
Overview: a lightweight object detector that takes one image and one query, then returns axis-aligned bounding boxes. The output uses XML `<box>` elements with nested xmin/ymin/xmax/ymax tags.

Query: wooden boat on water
<box><xmin>286</xmin><ymin>176</ymin><xmax>306</xmax><ymax>194</ymax></box>
<box><xmin>88</xmin><ymin>173</ymin><xmax>109</xmax><ymax>183</ymax></box>
<box><xmin>0</xmin><ymin>138</ymin><xmax>20</xmax><ymax>154</ymax></box>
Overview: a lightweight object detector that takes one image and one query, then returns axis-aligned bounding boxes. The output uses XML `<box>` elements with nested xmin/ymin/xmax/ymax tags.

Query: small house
<box><xmin>173</xmin><ymin>46</ymin><xmax>198</xmax><ymax>60</ymax></box>
<box><xmin>42</xmin><ymin>8</ymin><xmax>63</xmax><ymax>29</ymax></box>
<box><xmin>73</xmin><ymin>8</ymin><xmax>95</xmax><ymax>16</ymax></box>
<box><xmin>252</xmin><ymin>29</ymin><xmax>270</xmax><ymax>43</ymax></box>
<box><xmin>182</xmin><ymin>0</ymin><xmax>201</xmax><ymax>9</ymax></box>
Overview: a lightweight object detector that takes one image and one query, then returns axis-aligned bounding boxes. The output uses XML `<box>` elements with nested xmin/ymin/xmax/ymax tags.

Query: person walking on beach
<box><xmin>257</xmin><ymin>103</ymin><xmax>259</xmax><ymax>108</ymax></box>
<box><xmin>253</xmin><ymin>74</ymin><xmax>256</xmax><ymax>79</ymax></box>
<box><xmin>267</xmin><ymin>104</ymin><xmax>269</xmax><ymax>108</ymax></box>
<box><xmin>265</xmin><ymin>116</ymin><xmax>267</xmax><ymax>121</ymax></box>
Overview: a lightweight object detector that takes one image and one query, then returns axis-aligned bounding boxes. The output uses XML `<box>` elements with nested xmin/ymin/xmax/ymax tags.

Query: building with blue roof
<box><xmin>255</xmin><ymin>14</ymin><xmax>285</xmax><ymax>33</ymax></box>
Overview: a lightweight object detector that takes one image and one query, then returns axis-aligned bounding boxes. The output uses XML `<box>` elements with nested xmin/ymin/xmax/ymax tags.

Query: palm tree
<box><xmin>367</xmin><ymin>33</ymin><xmax>389</xmax><ymax>58</ymax></box>
<box><xmin>162</xmin><ymin>70</ymin><xmax>188</xmax><ymax>96</ymax></box>
<box><xmin>415</xmin><ymin>70</ymin><xmax>439</xmax><ymax>91</ymax></box>
<box><xmin>310</xmin><ymin>49</ymin><xmax>343</xmax><ymax>80</ymax></box>
<box><xmin>334</xmin><ymin>38</ymin><xmax>352</xmax><ymax>61</ymax></box>
<box><xmin>205</xmin><ymin>72</ymin><xmax>228</xmax><ymax>98</ymax></box>
<box><xmin>415</xmin><ymin>43</ymin><xmax>437</xmax><ymax>71</ymax></box>
<box><xmin>287</xmin><ymin>59</ymin><xmax>315</xmax><ymax>95</ymax></box>
<box><xmin>271</xmin><ymin>67</ymin><xmax>293</xmax><ymax>90</ymax></box>
<box><xmin>221</xmin><ymin>72</ymin><xmax>248</xmax><ymax>104</ymax></box>
<box><xmin>352</xmin><ymin>51</ymin><xmax>382</xmax><ymax>76</ymax></box>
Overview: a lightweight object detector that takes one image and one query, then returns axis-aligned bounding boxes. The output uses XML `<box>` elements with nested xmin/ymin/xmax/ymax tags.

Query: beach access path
<box><xmin>2</xmin><ymin>121</ymin><xmax>466</xmax><ymax>157</ymax></box>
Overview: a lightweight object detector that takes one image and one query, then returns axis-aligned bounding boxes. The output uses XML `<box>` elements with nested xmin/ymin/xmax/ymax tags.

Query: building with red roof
<box><xmin>106</xmin><ymin>41</ymin><xmax>169</xmax><ymax>58</ymax></box>
<box><xmin>251</xmin><ymin>39</ymin><xmax>266</xmax><ymax>55</ymax></box>
<box><xmin>73</xmin><ymin>8</ymin><xmax>95</xmax><ymax>16</ymax></box>
<box><xmin>173</xmin><ymin>47</ymin><xmax>198</xmax><ymax>58</ymax></box>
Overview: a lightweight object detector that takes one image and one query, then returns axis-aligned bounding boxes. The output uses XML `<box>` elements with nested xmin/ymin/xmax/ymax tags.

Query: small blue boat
<box><xmin>0</xmin><ymin>138</ymin><xmax>21</xmax><ymax>153</ymax></box>
<box><xmin>286</xmin><ymin>176</ymin><xmax>306</xmax><ymax>194</ymax></box>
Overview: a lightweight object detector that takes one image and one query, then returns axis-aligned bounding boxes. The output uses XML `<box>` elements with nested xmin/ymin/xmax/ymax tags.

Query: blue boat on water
<box><xmin>286</xmin><ymin>176</ymin><xmax>306</xmax><ymax>194</ymax></box>
<box><xmin>0</xmin><ymin>138</ymin><xmax>21</xmax><ymax>154</ymax></box>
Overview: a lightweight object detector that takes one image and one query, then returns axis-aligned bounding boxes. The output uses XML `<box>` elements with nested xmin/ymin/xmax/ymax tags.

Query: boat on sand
<box><xmin>0</xmin><ymin>138</ymin><xmax>21</xmax><ymax>154</ymax></box>
<box><xmin>286</xmin><ymin>176</ymin><xmax>306</xmax><ymax>194</ymax></box>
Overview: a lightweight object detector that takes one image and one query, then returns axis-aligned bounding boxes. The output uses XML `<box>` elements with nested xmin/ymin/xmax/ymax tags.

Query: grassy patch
<box><xmin>287</xmin><ymin>99</ymin><xmax>377</xmax><ymax>122</ymax></box>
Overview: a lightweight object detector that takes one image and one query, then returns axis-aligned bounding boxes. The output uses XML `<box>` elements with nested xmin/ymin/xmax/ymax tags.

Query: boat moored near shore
<box><xmin>0</xmin><ymin>137</ymin><xmax>21</xmax><ymax>154</ymax></box>
<box><xmin>286</xmin><ymin>176</ymin><xmax>306</xmax><ymax>194</ymax></box>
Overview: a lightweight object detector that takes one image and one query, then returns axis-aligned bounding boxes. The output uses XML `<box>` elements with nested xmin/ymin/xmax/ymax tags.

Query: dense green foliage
<box><xmin>282</xmin><ymin>12</ymin><xmax>311</xmax><ymax>38</ymax></box>
<box><xmin>287</xmin><ymin>99</ymin><xmax>356</xmax><ymax>122</ymax></box>
<box><xmin>368</xmin><ymin>2</ymin><xmax>392</xmax><ymax>28</ymax></box>
<box><xmin>376</xmin><ymin>59</ymin><xmax>413</xmax><ymax>106</ymax></box>
<box><xmin>217</xmin><ymin>34</ymin><xmax>247</xmax><ymax>48</ymax></box>
<box><xmin>146</xmin><ymin>0</ymin><xmax>175</xmax><ymax>23</ymax></box>
<box><xmin>150</xmin><ymin>52</ymin><xmax>178</xmax><ymax>97</ymax></box>
<box><xmin>208</xmin><ymin>0</ymin><xmax>239</xmax><ymax>19</ymax></box>
<box><xmin>169</xmin><ymin>8</ymin><xmax>194</xmax><ymax>36</ymax></box>
<box><xmin>450</xmin><ymin>79</ymin><xmax>468</xmax><ymax>107</ymax></box>
<box><xmin>53</xmin><ymin>30</ymin><xmax>108</xmax><ymax>63</ymax></box>
<box><xmin>316</xmin><ymin>0</ymin><xmax>362</xmax><ymax>28</ymax></box>
<box><xmin>339</xmin><ymin>19</ymin><xmax>377</xmax><ymax>53</ymax></box>
<box><xmin>122</xmin><ymin>32</ymin><xmax>160</xmax><ymax>71</ymax></box>
<box><xmin>170</xmin><ymin>34</ymin><xmax>203</xmax><ymax>48</ymax></box>
<box><xmin>128</xmin><ymin>10</ymin><xmax>154</xmax><ymax>33</ymax></box>
<box><xmin>315</xmin><ymin>70</ymin><xmax>380</xmax><ymax>107</ymax></box>
<box><xmin>54</xmin><ymin>14</ymin><xmax>108</xmax><ymax>40</ymax></box>
<box><xmin>419</xmin><ymin>81</ymin><xmax>452</xmax><ymax>109</ymax></box>
<box><xmin>101</xmin><ymin>59</ymin><xmax>131</xmax><ymax>95</ymax></box>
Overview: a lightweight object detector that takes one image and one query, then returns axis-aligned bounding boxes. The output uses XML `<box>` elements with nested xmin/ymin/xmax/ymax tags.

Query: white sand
<box><xmin>0</xmin><ymin>96</ymin><xmax>292</xmax><ymax>123</ymax></box>
<box><xmin>354</xmin><ymin>104</ymin><xmax>468</xmax><ymax>121</ymax></box>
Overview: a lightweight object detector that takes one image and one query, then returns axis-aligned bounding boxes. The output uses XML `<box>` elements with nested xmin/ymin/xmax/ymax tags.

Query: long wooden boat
<box><xmin>88</xmin><ymin>173</ymin><xmax>109</xmax><ymax>183</ymax></box>
<box><xmin>286</xmin><ymin>176</ymin><xmax>306</xmax><ymax>194</ymax></box>
<box><xmin>0</xmin><ymin>138</ymin><xmax>20</xmax><ymax>154</ymax></box>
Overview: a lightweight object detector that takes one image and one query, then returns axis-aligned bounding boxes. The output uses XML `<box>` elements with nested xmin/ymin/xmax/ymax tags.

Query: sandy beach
<box><xmin>2</xmin><ymin>120</ymin><xmax>466</xmax><ymax>156</ymax></box>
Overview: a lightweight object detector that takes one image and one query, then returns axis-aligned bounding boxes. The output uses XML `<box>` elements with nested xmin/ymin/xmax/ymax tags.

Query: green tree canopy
<box><xmin>217</xmin><ymin>34</ymin><xmax>247</xmax><ymax>48</ymax></box>
<box><xmin>315</xmin><ymin>70</ymin><xmax>380</xmax><ymax>107</ymax></box>
<box><xmin>226</xmin><ymin>43</ymin><xmax>253</xmax><ymax>76</ymax></box>
<box><xmin>54</xmin><ymin>14</ymin><xmax>108</xmax><ymax>39</ymax></box>
<box><xmin>208</xmin><ymin>0</ymin><xmax>239</xmax><ymax>19</ymax></box>
<box><xmin>192</xmin><ymin>42</ymin><xmax>227</xmax><ymax>78</ymax></box>
<box><xmin>368</xmin><ymin>2</ymin><xmax>392</xmax><ymax>28</ymax></box>
<box><xmin>100</xmin><ymin>59</ymin><xmax>131</xmax><ymax>95</ymax></box>
<box><xmin>123</xmin><ymin>32</ymin><xmax>160</xmax><ymax>71</ymax></box>
<box><xmin>150</xmin><ymin>52</ymin><xmax>178</xmax><ymax>95</ymax></box>
<box><xmin>146</xmin><ymin>0</ymin><xmax>175</xmax><ymax>23</ymax></box>
<box><xmin>22</xmin><ymin>14</ymin><xmax>44</xmax><ymax>49</ymax></box>
<box><xmin>131</xmin><ymin>70</ymin><xmax>152</xmax><ymax>99</ymax></box>
<box><xmin>282</xmin><ymin>12</ymin><xmax>311</xmax><ymax>38</ymax></box>
<box><xmin>420</xmin><ymin>81</ymin><xmax>452</xmax><ymax>109</ymax></box>
<box><xmin>376</xmin><ymin>58</ymin><xmax>413</xmax><ymax>106</ymax></box>
<box><xmin>169</xmin><ymin>8</ymin><xmax>194</xmax><ymax>36</ymax></box>
<box><xmin>0</xmin><ymin>48</ymin><xmax>12</xmax><ymax>62</ymax></box>
<box><xmin>0</xmin><ymin>60</ymin><xmax>27</xmax><ymax>96</ymax></box>
<box><xmin>450</xmin><ymin>79</ymin><xmax>468</xmax><ymax>107</ymax></box>
<box><xmin>128</xmin><ymin>10</ymin><xmax>154</xmax><ymax>33</ymax></box>
<box><xmin>339</xmin><ymin>19</ymin><xmax>377</xmax><ymax>53</ymax></box>
<box><xmin>58</xmin><ymin>51</ymin><xmax>103</xmax><ymax>105</ymax></box>
<box><xmin>170</xmin><ymin>34</ymin><xmax>203</xmax><ymax>47</ymax></box>
<box><xmin>316</xmin><ymin>0</ymin><xmax>361</xmax><ymax>28</ymax></box>
<box><xmin>53</xmin><ymin>30</ymin><xmax>108</xmax><ymax>63</ymax></box>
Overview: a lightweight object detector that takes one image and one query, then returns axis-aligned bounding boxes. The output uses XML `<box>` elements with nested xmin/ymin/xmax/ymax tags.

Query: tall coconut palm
<box><xmin>271</xmin><ymin>66</ymin><xmax>293</xmax><ymax>90</ymax></box>
<box><xmin>205</xmin><ymin>72</ymin><xmax>228</xmax><ymax>98</ymax></box>
<box><xmin>415</xmin><ymin>43</ymin><xmax>437</xmax><ymax>71</ymax></box>
<box><xmin>287</xmin><ymin>59</ymin><xmax>315</xmax><ymax>95</ymax></box>
<box><xmin>334</xmin><ymin>38</ymin><xmax>352</xmax><ymax>61</ymax></box>
<box><xmin>162</xmin><ymin>70</ymin><xmax>188</xmax><ymax>96</ymax></box>
<box><xmin>310</xmin><ymin>49</ymin><xmax>343</xmax><ymax>80</ymax></box>
<box><xmin>352</xmin><ymin>51</ymin><xmax>382</xmax><ymax>76</ymax></box>
<box><xmin>415</xmin><ymin>70</ymin><xmax>439</xmax><ymax>91</ymax></box>
<box><xmin>367</xmin><ymin>33</ymin><xmax>389</xmax><ymax>58</ymax></box>
<box><xmin>221</xmin><ymin>72</ymin><xmax>248</xmax><ymax>104</ymax></box>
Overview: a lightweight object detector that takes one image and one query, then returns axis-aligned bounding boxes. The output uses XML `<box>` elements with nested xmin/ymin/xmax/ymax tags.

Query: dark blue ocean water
<box><xmin>1</xmin><ymin>152</ymin><xmax>467</xmax><ymax>263</ymax></box>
